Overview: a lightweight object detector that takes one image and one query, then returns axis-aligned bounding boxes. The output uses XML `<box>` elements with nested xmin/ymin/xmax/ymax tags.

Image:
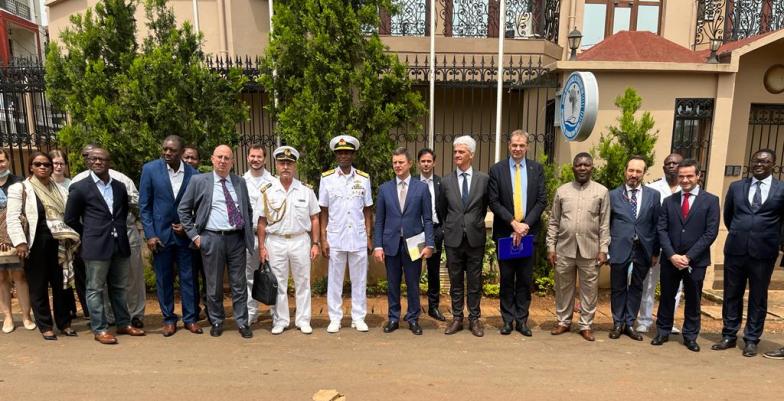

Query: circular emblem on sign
<box><xmin>559</xmin><ymin>72</ymin><xmax>599</xmax><ymax>141</ymax></box>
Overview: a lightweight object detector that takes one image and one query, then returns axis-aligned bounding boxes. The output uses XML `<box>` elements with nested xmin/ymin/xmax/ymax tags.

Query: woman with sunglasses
<box><xmin>6</xmin><ymin>152</ymin><xmax>81</xmax><ymax>340</ymax></box>
<box><xmin>0</xmin><ymin>149</ymin><xmax>36</xmax><ymax>333</ymax></box>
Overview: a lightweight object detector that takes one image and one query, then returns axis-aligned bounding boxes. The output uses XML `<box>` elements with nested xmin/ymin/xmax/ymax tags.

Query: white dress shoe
<box><xmin>22</xmin><ymin>319</ymin><xmax>36</xmax><ymax>331</ymax></box>
<box><xmin>671</xmin><ymin>327</ymin><xmax>681</xmax><ymax>335</ymax></box>
<box><xmin>351</xmin><ymin>320</ymin><xmax>369</xmax><ymax>332</ymax></box>
<box><xmin>326</xmin><ymin>321</ymin><xmax>340</xmax><ymax>333</ymax></box>
<box><xmin>2</xmin><ymin>319</ymin><xmax>14</xmax><ymax>334</ymax></box>
<box><xmin>635</xmin><ymin>325</ymin><xmax>649</xmax><ymax>333</ymax></box>
<box><xmin>298</xmin><ymin>324</ymin><xmax>313</xmax><ymax>334</ymax></box>
<box><xmin>271</xmin><ymin>325</ymin><xmax>286</xmax><ymax>335</ymax></box>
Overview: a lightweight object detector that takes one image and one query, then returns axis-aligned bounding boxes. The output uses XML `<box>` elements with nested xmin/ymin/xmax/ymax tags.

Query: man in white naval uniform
<box><xmin>242</xmin><ymin>144</ymin><xmax>275</xmax><ymax>324</ymax></box>
<box><xmin>258</xmin><ymin>146</ymin><xmax>320</xmax><ymax>334</ymax></box>
<box><xmin>72</xmin><ymin>149</ymin><xmax>145</xmax><ymax>328</ymax></box>
<box><xmin>639</xmin><ymin>152</ymin><xmax>684</xmax><ymax>334</ymax></box>
<box><xmin>319</xmin><ymin>135</ymin><xmax>373</xmax><ymax>333</ymax></box>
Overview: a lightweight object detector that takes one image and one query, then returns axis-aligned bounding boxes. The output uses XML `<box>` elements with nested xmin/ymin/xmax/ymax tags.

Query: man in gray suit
<box><xmin>178</xmin><ymin>145</ymin><xmax>255</xmax><ymax>339</ymax></box>
<box><xmin>608</xmin><ymin>156</ymin><xmax>661</xmax><ymax>341</ymax></box>
<box><xmin>437</xmin><ymin>135</ymin><xmax>490</xmax><ymax>337</ymax></box>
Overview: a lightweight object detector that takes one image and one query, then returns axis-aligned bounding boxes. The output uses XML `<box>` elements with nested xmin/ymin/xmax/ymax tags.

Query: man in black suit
<box><xmin>653</xmin><ymin>158</ymin><xmax>719</xmax><ymax>352</ymax></box>
<box><xmin>415</xmin><ymin>148</ymin><xmax>446</xmax><ymax>321</ymax></box>
<box><xmin>65</xmin><ymin>148</ymin><xmax>146</xmax><ymax>345</ymax></box>
<box><xmin>177</xmin><ymin>145</ymin><xmax>256</xmax><ymax>339</ymax></box>
<box><xmin>488</xmin><ymin>130</ymin><xmax>546</xmax><ymax>336</ymax></box>
<box><xmin>608</xmin><ymin>156</ymin><xmax>661</xmax><ymax>341</ymax></box>
<box><xmin>712</xmin><ymin>149</ymin><xmax>784</xmax><ymax>358</ymax></box>
<box><xmin>438</xmin><ymin>135</ymin><xmax>490</xmax><ymax>337</ymax></box>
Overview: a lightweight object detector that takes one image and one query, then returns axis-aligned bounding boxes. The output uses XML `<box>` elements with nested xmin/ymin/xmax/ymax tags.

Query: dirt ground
<box><xmin>1</xmin><ymin>293</ymin><xmax>782</xmax><ymax>401</ymax></box>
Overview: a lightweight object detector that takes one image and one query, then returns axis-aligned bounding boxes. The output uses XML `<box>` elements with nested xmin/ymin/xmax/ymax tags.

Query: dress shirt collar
<box><xmin>509</xmin><ymin>157</ymin><xmax>526</xmax><ymax>169</ymax></box>
<box><xmin>456</xmin><ymin>166</ymin><xmax>473</xmax><ymax>176</ymax></box>
<box><xmin>751</xmin><ymin>175</ymin><xmax>773</xmax><ymax>187</ymax></box>
<box><xmin>396</xmin><ymin>175</ymin><xmax>411</xmax><ymax>187</ymax></box>
<box><xmin>625</xmin><ymin>184</ymin><xmax>642</xmax><ymax>193</ymax></box>
<box><xmin>213</xmin><ymin>171</ymin><xmax>230</xmax><ymax>183</ymax></box>
<box><xmin>420</xmin><ymin>173</ymin><xmax>434</xmax><ymax>182</ymax></box>
<box><xmin>337</xmin><ymin>166</ymin><xmax>355</xmax><ymax>177</ymax></box>
<box><xmin>91</xmin><ymin>171</ymin><xmax>112</xmax><ymax>185</ymax></box>
<box><xmin>683</xmin><ymin>185</ymin><xmax>700</xmax><ymax>197</ymax></box>
<box><xmin>166</xmin><ymin>160</ymin><xmax>184</xmax><ymax>174</ymax></box>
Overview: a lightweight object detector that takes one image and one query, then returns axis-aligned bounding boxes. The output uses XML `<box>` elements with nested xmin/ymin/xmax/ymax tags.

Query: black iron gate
<box><xmin>745</xmin><ymin>103</ymin><xmax>784</xmax><ymax>178</ymax></box>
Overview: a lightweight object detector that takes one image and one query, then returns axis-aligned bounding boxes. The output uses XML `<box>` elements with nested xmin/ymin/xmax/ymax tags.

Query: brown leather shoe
<box><xmin>469</xmin><ymin>319</ymin><xmax>484</xmax><ymax>337</ymax></box>
<box><xmin>550</xmin><ymin>324</ymin><xmax>571</xmax><ymax>335</ymax></box>
<box><xmin>94</xmin><ymin>331</ymin><xmax>118</xmax><ymax>345</ymax></box>
<box><xmin>116</xmin><ymin>326</ymin><xmax>146</xmax><ymax>336</ymax></box>
<box><xmin>184</xmin><ymin>322</ymin><xmax>203</xmax><ymax>334</ymax></box>
<box><xmin>579</xmin><ymin>329</ymin><xmax>595</xmax><ymax>342</ymax></box>
<box><xmin>162</xmin><ymin>323</ymin><xmax>177</xmax><ymax>337</ymax></box>
<box><xmin>444</xmin><ymin>318</ymin><xmax>464</xmax><ymax>335</ymax></box>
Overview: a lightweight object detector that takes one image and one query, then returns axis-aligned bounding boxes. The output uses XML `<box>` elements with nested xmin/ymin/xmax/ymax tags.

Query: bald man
<box><xmin>178</xmin><ymin>145</ymin><xmax>256</xmax><ymax>339</ymax></box>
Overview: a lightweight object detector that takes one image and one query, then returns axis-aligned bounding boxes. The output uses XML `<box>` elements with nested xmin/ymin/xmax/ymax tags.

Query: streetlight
<box><xmin>568</xmin><ymin>27</ymin><xmax>583</xmax><ymax>61</ymax></box>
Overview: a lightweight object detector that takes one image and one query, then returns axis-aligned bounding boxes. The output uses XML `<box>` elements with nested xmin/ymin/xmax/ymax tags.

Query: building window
<box><xmin>582</xmin><ymin>0</ymin><xmax>663</xmax><ymax>48</ymax></box>
<box><xmin>390</xmin><ymin>0</ymin><xmax>429</xmax><ymax>36</ymax></box>
<box><xmin>671</xmin><ymin>98</ymin><xmax>714</xmax><ymax>186</ymax></box>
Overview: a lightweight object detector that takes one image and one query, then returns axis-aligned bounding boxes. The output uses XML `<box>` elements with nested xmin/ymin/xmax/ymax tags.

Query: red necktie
<box><xmin>681</xmin><ymin>192</ymin><xmax>691</xmax><ymax>219</ymax></box>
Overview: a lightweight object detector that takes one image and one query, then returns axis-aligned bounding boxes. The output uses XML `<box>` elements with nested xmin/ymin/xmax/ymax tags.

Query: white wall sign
<box><xmin>559</xmin><ymin>72</ymin><xmax>599</xmax><ymax>142</ymax></box>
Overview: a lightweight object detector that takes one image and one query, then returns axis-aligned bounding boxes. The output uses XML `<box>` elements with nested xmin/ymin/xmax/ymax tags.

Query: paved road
<box><xmin>1</xmin><ymin>309</ymin><xmax>782</xmax><ymax>401</ymax></box>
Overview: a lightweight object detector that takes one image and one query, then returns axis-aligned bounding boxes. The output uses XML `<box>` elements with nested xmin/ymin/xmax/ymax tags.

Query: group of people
<box><xmin>0</xmin><ymin>130</ymin><xmax>783</xmax><ymax>360</ymax></box>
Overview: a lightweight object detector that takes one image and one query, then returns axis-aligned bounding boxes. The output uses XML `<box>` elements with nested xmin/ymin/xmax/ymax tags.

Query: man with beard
<box><xmin>547</xmin><ymin>153</ymin><xmax>610</xmax><ymax>342</ymax></box>
<box><xmin>243</xmin><ymin>145</ymin><xmax>274</xmax><ymax>325</ymax></box>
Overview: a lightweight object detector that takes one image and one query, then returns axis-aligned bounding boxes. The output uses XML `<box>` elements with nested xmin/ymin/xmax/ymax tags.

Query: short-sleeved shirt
<box><xmin>259</xmin><ymin>178</ymin><xmax>319</xmax><ymax>236</ymax></box>
<box><xmin>318</xmin><ymin>167</ymin><xmax>372</xmax><ymax>252</ymax></box>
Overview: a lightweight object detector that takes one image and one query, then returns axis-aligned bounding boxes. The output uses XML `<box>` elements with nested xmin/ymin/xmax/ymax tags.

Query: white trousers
<box><xmin>266</xmin><ymin>233</ymin><xmax>311</xmax><ymax>328</ymax></box>
<box><xmin>637</xmin><ymin>262</ymin><xmax>683</xmax><ymax>328</ymax></box>
<box><xmin>327</xmin><ymin>249</ymin><xmax>367</xmax><ymax>322</ymax></box>
<box><xmin>245</xmin><ymin>241</ymin><xmax>260</xmax><ymax>321</ymax></box>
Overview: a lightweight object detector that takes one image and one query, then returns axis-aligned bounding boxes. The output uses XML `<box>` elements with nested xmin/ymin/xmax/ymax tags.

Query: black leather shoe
<box><xmin>238</xmin><ymin>325</ymin><xmax>253</xmax><ymax>339</ymax></box>
<box><xmin>428</xmin><ymin>308</ymin><xmax>446</xmax><ymax>322</ymax></box>
<box><xmin>42</xmin><ymin>331</ymin><xmax>58</xmax><ymax>341</ymax></box>
<box><xmin>651</xmin><ymin>335</ymin><xmax>669</xmax><ymax>346</ymax></box>
<box><xmin>515</xmin><ymin>321</ymin><xmax>532</xmax><ymax>337</ymax></box>
<box><xmin>609</xmin><ymin>324</ymin><xmax>623</xmax><ymax>339</ymax></box>
<box><xmin>409</xmin><ymin>321</ymin><xmax>423</xmax><ymax>335</ymax></box>
<box><xmin>684</xmin><ymin>339</ymin><xmax>700</xmax><ymax>352</ymax></box>
<box><xmin>743</xmin><ymin>342</ymin><xmax>758</xmax><ymax>357</ymax></box>
<box><xmin>210</xmin><ymin>323</ymin><xmax>223</xmax><ymax>337</ymax></box>
<box><xmin>131</xmin><ymin>317</ymin><xmax>144</xmax><ymax>329</ymax></box>
<box><xmin>500</xmin><ymin>322</ymin><xmax>513</xmax><ymax>335</ymax></box>
<box><xmin>383</xmin><ymin>321</ymin><xmax>399</xmax><ymax>333</ymax></box>
<box><xmin>763</xmin><ymin>347</ymin><xmax>784</xmax><ymax>360</ymax></box>
<box><xmin>711</xmin><ymin>338</ymin><xmax>737</xmax><ymax>351</ymax></box>
<box><xmin>624</xmin><ymin>326</ymin><xmax>643</xmax><ymax>341</ymax></box>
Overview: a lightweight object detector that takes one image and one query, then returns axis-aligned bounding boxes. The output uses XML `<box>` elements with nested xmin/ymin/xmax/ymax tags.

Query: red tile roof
<box><xmin>578</xmin><ymin>31</ymin><xmax>706</xmax><ymax>63</ymax></box>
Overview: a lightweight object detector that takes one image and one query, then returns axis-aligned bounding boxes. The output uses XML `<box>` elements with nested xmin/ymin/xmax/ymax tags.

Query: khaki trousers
<box><xmin>554</xmin><ymin>253</ymin><xmax>599</xmax><ymax>331</ymax></box>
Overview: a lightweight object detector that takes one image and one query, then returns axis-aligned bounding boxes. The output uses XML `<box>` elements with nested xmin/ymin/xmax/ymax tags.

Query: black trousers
<box><xmin>656</xmin><ymin>261</ymin><xmax>706</xmax><ymax>341</ymax></box>
<box><xmin>192</xmin><ymin>248</ymin><xmax>208</xmax><ymax>318</ymax></box>
<box><xmin>498</xmin><ymin>253</ymin><xmax>534</xmax><ymax>324</ymax></box>
<box><xmin>71</xmin><ymin>255</ymin><xmax>88</xmax><ymax>317</ymax></box>
<box><xmin>609</xmin><ymin>243</ymin><xmax>650</xmax><ymax>327</ymax></box>
<box><xmin>425</xmin><ymin>249</ymin><xmax>441</xmax><ymax>309</ymax></box>
<box><xmin>721</xmin><ymin>254</ymin><xmax>776</xmax><ymax>344</ymax></box>
<box><xmin>445</xmin><ymin>236</ymin><xmax>484</xmax><ymax>321</ymax></box>
<box><xmin>25</xmin><ymin>232</ymin><xmax>72</xmax><ymax>332</ymax></box>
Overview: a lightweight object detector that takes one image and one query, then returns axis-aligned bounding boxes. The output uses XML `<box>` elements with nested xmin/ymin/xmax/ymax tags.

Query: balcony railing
<box><xmin>0</xmin><ymin>0</ymin><xmax>32</xmax><ymax>21</ymax></box>
<box><xmin>378</xmin><ymin>0</ymin><xmax>560</xmax><ymax>43</ymax></box>
<box><xmin>695</xmin><ymin>0</ymin><xmax>784</xmax><ymax>46</ymax></box>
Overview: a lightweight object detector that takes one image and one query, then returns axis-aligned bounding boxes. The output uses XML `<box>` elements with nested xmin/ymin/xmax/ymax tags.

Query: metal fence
<box><xmin>695</xmin><ymin>0</ymin><xmax>784</xmax><ymax>46</ymax></box>
<box><xmin>745</xmin><ymin>104</ymin><xmax>784</xmax><ymax>178</ymax></box>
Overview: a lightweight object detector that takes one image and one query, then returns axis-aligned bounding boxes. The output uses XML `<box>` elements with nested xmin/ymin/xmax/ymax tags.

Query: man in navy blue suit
<box><xmin>139</xmin><ymin>135</ymin><xmax>200</xmax><ymax>336</ymax></box>
<box><xmin>713</xmin><ymin>149</ymin><xmax>784</xmax><ymax>358</ymax></box>
<box><xmin>373</xmin><ymin>147</ymin><xmax>435</xmax><ymax>335</ymax></box>
<box><xmin>608</xmin><ymin>156</ymin><xmax>660</xmax><ymax>341</ymax></box>
<box><xmin>653</xmin><ymin>158</ymin><xmax>719</xmax><ymax>352</ymax></box>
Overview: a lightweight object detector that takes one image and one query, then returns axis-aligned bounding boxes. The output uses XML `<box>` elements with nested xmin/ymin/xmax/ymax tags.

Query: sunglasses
<box><xmin>33</xmin><ymin>162</ymin><xmax>52</xmax><ymax>168</ymax></box>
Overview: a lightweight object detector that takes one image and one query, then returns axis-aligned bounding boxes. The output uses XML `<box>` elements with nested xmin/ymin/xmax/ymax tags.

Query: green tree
<box><xmin>260</xmin><ymin>0</ymin><xmax>425</xmax><ymax>187</ymax></box>
<box><xmin>46</xmin><ymin>0</ymin><xmax>248</xmax><ymax>178</ymax></box>
<box><xmin>592</xmin><ymin>87</ymin><xmax>658</xmax><ymax>189</ymax></box>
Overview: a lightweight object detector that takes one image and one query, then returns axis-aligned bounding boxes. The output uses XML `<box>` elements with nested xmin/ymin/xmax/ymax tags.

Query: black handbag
<box><xmin>252</xmin><ymin>261</ymin><xmax>278</xmax><ymax>305</ymax></box>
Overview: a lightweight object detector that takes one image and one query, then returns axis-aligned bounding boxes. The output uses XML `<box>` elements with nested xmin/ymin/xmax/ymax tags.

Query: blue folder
<box><xmin>498</xmin><ymin>235</ymin><xmax>534</xmax><ymax>260</ymax></box>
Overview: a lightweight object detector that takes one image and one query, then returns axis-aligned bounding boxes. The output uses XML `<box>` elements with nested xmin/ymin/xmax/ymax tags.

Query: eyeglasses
<box><xmin>53</xmin><ymin>162</ymin><xmax>66</xmax><ymax>166</ymax></box>
<box><xmin>32</xmin><ymin>162</ymin><xmax>52</xmax><ymax>168</ymax></box>
<box><xmin>89</xmin><ymin>157</ymin><xmax>110</xmax><ymax>163</ymax></box>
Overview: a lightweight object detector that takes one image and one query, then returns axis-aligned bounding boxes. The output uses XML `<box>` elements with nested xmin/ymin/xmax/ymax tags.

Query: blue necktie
<box><xmin>630</xmin><ymin>188</ymin><xmax>638</xmax><ymax>217</ymax></box>
<box><xmin>752</xmin><ymin>181</ymin><xmax>762</xmax><ymax>212</ymax></box>
<box><xmin>221</xmin><ymin>178</ymin><xmax>245</xmax><ymax>228</ymax></box>
<box><xmin>461</xmin><ymin>172</ymin><xmax>469</xmax><ymax>207</ymax></box>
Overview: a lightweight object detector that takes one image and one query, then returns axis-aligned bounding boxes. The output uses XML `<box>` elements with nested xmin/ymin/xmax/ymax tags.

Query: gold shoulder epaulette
<box><xmin>322</xmin><ymin>168</ymin><xmax>335</xmax><ymax>177</ymax></box>
<box><xmin>356</xmin><ymin>169</ymin><xmax>369</xmax><ymax>178</ymax></box>
<box><xmin>260</xmin><ymin>183</ymin><xmax>273</xmax><ymax>193</ymax></box>
<box><xmin>303</xmin><ymin>182</ymin><xmax>314</xmax><ymax>189</ymax></box>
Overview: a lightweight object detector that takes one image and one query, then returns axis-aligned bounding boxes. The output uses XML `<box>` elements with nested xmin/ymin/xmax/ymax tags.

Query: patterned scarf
<box><xmin>29</xmin><ymin>176</ymin><xmax>81</xmax><ymax>289</ymax></box>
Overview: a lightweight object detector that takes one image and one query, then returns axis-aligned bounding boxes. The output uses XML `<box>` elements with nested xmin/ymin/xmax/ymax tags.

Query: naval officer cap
<box><xmin>329</xmin><ymin>135</ymin><xmax>360</xmax><ymax>152</ymax></box>
<box><xmin>273</xmin><ymin>146</ymin><xmax>299</xmax><ymax>162</ymax></box>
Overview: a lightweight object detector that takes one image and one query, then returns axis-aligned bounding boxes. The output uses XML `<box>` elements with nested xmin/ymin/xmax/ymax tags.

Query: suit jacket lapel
<box><xmin>675</xmin><ymin>192</ymin><xmax>686</xmax><ymax>225</ymax></box>
<box><xmin>684</xmin><ymin>191</ymin><xmax>702</xmax><ymax>225</ymax></box>
<box><xmin>742</xmin><ymin>178</ymin><xmax>753</xmax><ymax>212</ymax></box>
<box><xmin>87</xmin><ymin>178</ymin><xmax>112</xmax><ymax>216</ymax></box>
<box><xmin>111</xmin><ymin>181</ymin><xmax>123</xmax><ymax>218</ymax></box>
<box><xmin>176</xmin><ymin>164</ymin><xmax>193</xmax><ymax>204</ymax></box>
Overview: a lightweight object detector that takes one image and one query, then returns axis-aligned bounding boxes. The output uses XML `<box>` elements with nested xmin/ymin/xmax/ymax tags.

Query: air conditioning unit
<box><xmin>514</xmin><ymin>12</ymin><xmax>534</xmax><ymax>39</ymax></box>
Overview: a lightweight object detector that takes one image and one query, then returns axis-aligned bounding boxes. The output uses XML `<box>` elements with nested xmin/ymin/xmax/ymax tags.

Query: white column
<box><xmin>494</xmin><ymin>0</ymin><xmax>506</xmax><ymax>163</ymax></box>
<box><xmin>192</xmin><ymin>0</ymin><xmax>200</xmax><ymax>32</ymax></box>
<box><xmin>428</xmin><ymin>0</ymin><xmax>436</xmax><ymax>149</ymax></box>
